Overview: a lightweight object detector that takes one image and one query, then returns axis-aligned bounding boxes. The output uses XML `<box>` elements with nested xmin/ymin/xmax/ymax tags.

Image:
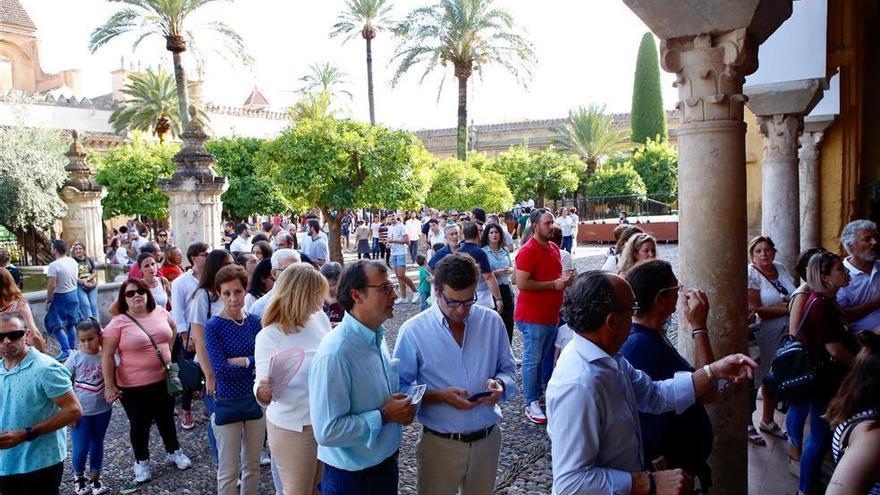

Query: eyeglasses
<box><xmin>366</xmin><ymin>283</ymin><xmax>398</xmax><ymax>295</ymax></box>
<box><xmin>0</xmin><ymin>329</ymin><xmax>26</xmax><ymax>342</ymax></box>
<box><xmin>658</xmin><ymin>284</ymin><xmax>683</xmax><ymax>295</ymax></box>
<box><xmin>194</xmin><ymin>252</ymin><xmax>209</xmax><ymax>258</ymax></box>
<box><xmin>438</xmin><ymin>291</ymin><xmax>478</xmax><ymax>308</ymax></box>
<box><xmin>614</xmin><ymin>304</ymin><xmax>640</xmax><ymax>316</ymax></box>
<box><xmin>124</xmin><ymin>288</ymin><xmax>148</xmax><ymax>298</ymax></box>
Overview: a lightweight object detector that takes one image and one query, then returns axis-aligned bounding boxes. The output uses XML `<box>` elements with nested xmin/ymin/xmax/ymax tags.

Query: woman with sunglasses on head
<box><xmin>101</xmin><ymin>278</ymin><xmax>192</xmax><ymax>485</ymax></box>
<box><xmin>137</xmin><ymin>253</ymin><xmax>171</xmax><ymax>311</ymax></box>
<box><xmin>158</xmin><ymin>246</ymin><xmax>184</xmax><ymax>283</ymax></box>
<box><xmin>0</xmin><ymin>268</ymin><xmax>45</xmax><ymax>352</ymax></box>
<box><xmin>616</xmin><ymin>233</ymin><xmax>657</xmax><ymax>277</ymax></box>
<box><xmin>72</xmin><ymin>242</ymin><xmax>100</xmax><ymax>320</ymax></box>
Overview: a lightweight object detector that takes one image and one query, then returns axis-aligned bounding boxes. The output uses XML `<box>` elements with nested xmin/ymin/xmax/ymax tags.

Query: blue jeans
<box><xmin>786</xmin><ymin>402</ymin><xmax>810</xmax><ymax>448</ymax></box>
<box><xmin>76</xmin><ymin>285</ymin><xmax>99</xmax><ymax>320</ymax></box>
<box><xmin>518</xmin><ymin>321</ymin><xmax>558</xmax><ymax>403</ymax></box>
<box><xmin>561</xmin><ymin>236</ymin><xmax>573</xmax><ymax>253</ymax></box>
<box><xmin>791</xmin><ymin>398</ymin><xmax>830</xmax><ymax>493</ymax></box>
<box><xmin>45</xmin><ymin>291</ymin><xmax>81</xmax><ymax>352</ymax></box>
<box><xmin>204</xmin><ymin>394</ymin><xmax>219</xmax><ymax>462</ymax></box>
<box><xmin>320</xmin><ymin>451</ymin><xmax>398</xmax><ymax>495</ymax></box>
<box><xmin>371</xmin><ymin>238</ymin><xmax>380</xmax><ymax>257</ymax></box>
<box><xmin>419</xmin><ymin>291</ymin><xmax>429</xmax><ymax>312</ymax></box>
<box><xmin>70</xmin><ymin>409</ymin><xmax>112</xmax><ymax>475</ymax></box>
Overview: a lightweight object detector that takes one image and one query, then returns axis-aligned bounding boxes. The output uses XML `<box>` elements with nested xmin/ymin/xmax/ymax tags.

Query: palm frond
<box><xmin>88</xmin><ymin>8</ymin><xmax>144</xmax><ymax>52</ymax></box>
<box><xmin>552</xmin><ymin>104</ymin><xmax>628</xmax><ymax>169</ymax></box>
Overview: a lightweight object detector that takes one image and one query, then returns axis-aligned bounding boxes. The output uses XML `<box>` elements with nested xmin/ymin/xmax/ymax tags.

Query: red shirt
<box><xmin>514</xmin><ymin>237</ymin><xmax>563</xmax><ymax>324</ymax></box>
<box><xmin>158</xmin><ymin>264</ymin><xmax>183</xmax><ymax>282</ymax></box>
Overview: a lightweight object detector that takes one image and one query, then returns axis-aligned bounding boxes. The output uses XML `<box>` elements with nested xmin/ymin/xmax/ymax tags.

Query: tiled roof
<box><xmin>242</xmin><ymin>87</ymin><xmax>270</xmax><ymax>108</ymax></box>
<box><xmin>0</xmin><ymin>0</ymin><xmax>36</xmax><ymax>30</ymax></box>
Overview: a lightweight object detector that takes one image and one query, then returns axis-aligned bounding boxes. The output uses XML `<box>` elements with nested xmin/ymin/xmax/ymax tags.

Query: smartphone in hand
<box><xmin>467</xmin><ymin>391</ymin><xmax>492</xmax><ymax>402</ymax></box>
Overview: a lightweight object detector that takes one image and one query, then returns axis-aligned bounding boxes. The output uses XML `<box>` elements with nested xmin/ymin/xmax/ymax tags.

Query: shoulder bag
<box><xmin>123</xmin><ymin>312</ymin><xmax>183</xmax><ymax>396</ymax></box>
<box><xmin>176</xmin><ymin>289</ymin><xmax>210</xmax><ymax>391</ymax></box>
<box><xmin>765</xmin><ymin>297</ymin><xmax>818</xmax><ymax>403</ymax></box>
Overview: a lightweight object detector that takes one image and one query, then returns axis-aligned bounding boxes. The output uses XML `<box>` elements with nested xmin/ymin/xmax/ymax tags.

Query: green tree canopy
<box><xmin>205</xmin><ymin>137</ymin><xmax>290</xmax><ymax>220</ymax></box>
<box><xmin>629</xmin><ymin>138</ymin><xmax>678</xmax><ymax>196</ymax></box>
<box><xmin>492</xmin><ymin>145</ymin><xmax>580</xmax><ymax>207</ymax></box>
<box><xmin>583</xmin><ymin>162</ymin><xmax>646</xmax><ymax>198</ymax></box>
<box><xmin>426</xmin><ymin>155</ymin><xmax>513</xmax><ymax>212</ymax></box>
<box><xmin>258</xmin><ymin>118</ymin><xmax>430</xmax><ymax>262</ymax></box>
<box><xmin>553</xmin><ymin>104</ymin><xmax>628</xmax><ymax>178</ymax></box>
<box><xmin>630</xmin><ymin>32</ymin><xmax>668</xmax><ymax>144</ymax></box>
<box><xmin>94</xmin><ymin>137</ymin><xmax>178</xmax><ymax>220</ymax></box>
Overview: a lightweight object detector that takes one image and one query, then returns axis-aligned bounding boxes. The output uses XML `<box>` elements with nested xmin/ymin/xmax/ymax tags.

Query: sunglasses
<box><xmin>158</xmin><ymin>233</ymin><xmax>167</xmax><ymax>237</ymax></box>
<box><xmin>124</xmin><ymin>288</ymin><xmax>148</xmax><ymax>298</ymax></box>
<box><xmin>0</xmin><ymin>329</ymin><xmax>26</xmax><ymax>342</ymax></box>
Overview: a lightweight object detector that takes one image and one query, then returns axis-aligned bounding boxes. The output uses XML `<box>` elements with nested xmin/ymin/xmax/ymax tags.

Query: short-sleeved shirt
<box><xmin>370</xmin><ymin>223</ymin><xmax>381</xmax><ymax>239</ymax></box>
<box><xmin>837</xmin><ymin>258</ymin><xmax>880</xmax><ymax>332</ymax></box>
<box><xmin>387</xmin><ymin>223</ymin><xmax>408</xmax><ymax>256</ymax></box>
<box><xmin>621</xmin><ymin>323</ymin><xmax>713</xmax><ymax>483</ymax></box>
<box><xmin>560</xmin><ymin>216</ymin><xmax>573</xmax><ymax>236</ymax></box>
<box><xmin>103</xmin><ymin>308</ymin><xmax>174</xmax><ymax>387</ymax></box>
<box><xmin>47</xmin><ymin>256</ymin><xmax>79</xmax><ymax>294</ymax></box>
<box><xmin>308</xmin><ymin>236</ymin><xmax>329</xmax><ymax>262</ymax></box>
<box><xmin>189</xmin><ymin>288</ymin><xmax>225</xmax><ymax>328</ymax></box>
<box><xmin>64</xmin><ymin>351</ymin><xmax>111</xmax><ymax>416</ymax></box>
<box><xmin>405</xmin><ymin>219</ymin><xmax>422</xmax><ymax>243</ymax></box>
<box><xmin>74</xmin><ymin>256</ymin><xmax>95</xmax><ymax>282</ymax></box>
<box><xmin>799</xmin><ymin>292</ymin><xmax>858</xmax><ymax>361</ymax></box>
<box><xmin>418</xmin><ymin>267</ymin><xmax>432</xmax><ymax>293</ymax></box>
<box><xmin>514</xmin><ymin>237</ymin><xmax>563</xmax><ymax>324</ymax></box>
<box><xmin>0</xmin><ymin>347</ymin><xmax>72</xmax><ymax>475</ymax></box>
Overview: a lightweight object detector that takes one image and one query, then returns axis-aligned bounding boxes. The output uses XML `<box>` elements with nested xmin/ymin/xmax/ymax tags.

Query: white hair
<box><xmin>840</xmin><ymin>219</ymin><xmax>878</xmax><ymax>255</ymax></box>
<box><xmin>271</xmin><ymin>249</ymin><xmax>301</xmax><ymax>270</ymax></box>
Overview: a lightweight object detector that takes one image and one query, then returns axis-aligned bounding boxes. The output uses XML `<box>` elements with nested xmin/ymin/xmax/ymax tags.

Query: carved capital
<box><xmin>660</xmin><ymin>28</ymin><xmax>758</xmax><ymax>124</ymax></box>
<box><xmin>757</xmin><ymin>114</ymin><xmax>803</xmax><ymax>161</ymax></box>
<box><xmin>798</xmin><ymin>130</ymin><xmax>824</xmax><ymax>163</ymax></box>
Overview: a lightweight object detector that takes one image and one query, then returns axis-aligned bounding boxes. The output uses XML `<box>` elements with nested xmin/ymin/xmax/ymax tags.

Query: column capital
<box><xmin>744</xmin><ymin>77</ymin><xmax>827</xmax><ymax>118</ymax></box>
<box><xmin>757</xmin><ymin>114</ymin><xmax>803</xmax><ymax>161</ymax></box>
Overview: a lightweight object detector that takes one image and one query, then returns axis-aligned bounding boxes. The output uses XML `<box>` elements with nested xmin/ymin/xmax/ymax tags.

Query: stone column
<box><xmin>60</xmin><ymin>131</ymin><xmax>106</xmax><ymax>262</ymax></box>
<box><xmin>622</xmin><ymin>2</ymin><xmax>794</xmax><ymax>493</ymax></box>
<box><xmin>159</xmin><ymin>106</ymin><xmax>228</xmax><ymax>255</ymax></box>
<box><xmin>745</xmin><ymin>79</ymin><xmax>826</xmax><ymax>271</ymax></box>
<box><xmin>799</xmin><ymin>115</ymin><xmax>836</xmax><ymax>250</ymax></box>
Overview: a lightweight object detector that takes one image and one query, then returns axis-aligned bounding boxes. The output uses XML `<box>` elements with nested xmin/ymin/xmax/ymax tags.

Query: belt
<box><xmin>423</xmin><ymin>424</ymin><xmax>495</xmax><ymax>443</ymax></box>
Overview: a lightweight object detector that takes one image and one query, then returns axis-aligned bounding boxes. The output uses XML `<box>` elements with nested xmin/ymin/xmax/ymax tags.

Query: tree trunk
<box><xmin>456</xmin><ymin>75</ymin><xmax>468</xmax><ymax>160</ymax></box>
<box><xmin>322</xmin><ymin>208</ymin><xmax>345</xmax><ymax>264</ymax></box>
<box><xmin>6</xmin><ymin>224</ymin><xmax>53</xmax><ymax>265</ymax></box>
<box><xmin>170</xmin><ymin>50</ymin><xmax>189</xmax><ymax>126</ymax></box>
<box><xmin>366</xmin><ymin>37</ymin><xmax>376</xmax><ymax>125</ymax></box>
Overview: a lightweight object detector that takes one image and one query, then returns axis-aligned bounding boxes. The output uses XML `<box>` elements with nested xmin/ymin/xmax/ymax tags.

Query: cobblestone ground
<box><xmin>57</xmin><ymin>243</ymin><xmax>679</xmax><ymax>494</ymax></box>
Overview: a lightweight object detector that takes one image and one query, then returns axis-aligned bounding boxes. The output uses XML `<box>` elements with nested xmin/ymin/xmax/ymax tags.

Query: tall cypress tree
<box><xmin>630</xmin><ymin>32</ymin><xmax>668</xmax><ymax>144</ymax></box>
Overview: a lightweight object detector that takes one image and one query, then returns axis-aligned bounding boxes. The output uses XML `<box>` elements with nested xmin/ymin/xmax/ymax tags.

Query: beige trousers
<box><xmin>416</xmin><ymin>426</ymin><xmax>502</xmax><ymax>495</ymax></box>
<box><xmin>266</xmin><ymin>420</ymin><xmax>322</xmax><ymax>495</ymax></box>
<box><xmin>212</xmin><ymin>415</ymin><xmax>266</xmax><ymax>495</ymax></box>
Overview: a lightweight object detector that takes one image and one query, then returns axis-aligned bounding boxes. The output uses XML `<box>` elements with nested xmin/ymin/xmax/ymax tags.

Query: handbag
<box><xmin>177</xmin><ymin>330</ymin><xmax>204</xmax><ymax>391</ymax></box>
<box><xmin>765</xmin><ymin>298</ymin><xmax>818</xmax><ymax>403</ymax></box>
<box><xmin>123</xmin><ymin>313</ymin><xmax>184</xmax><ymax>396</ymax></box>
<box><xmin>214</xmin><ymin>394</ymin><xmax>264</xmax><ymax>426</ymax></box>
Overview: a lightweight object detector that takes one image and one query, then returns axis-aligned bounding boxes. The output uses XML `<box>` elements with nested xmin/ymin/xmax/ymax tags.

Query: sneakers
<box><xmin>759</xmin><ymin>420</ymin><xmax>788</xmax><ymax>440</ymax></box>
<box><xmin>133</xmin><ymin>460</ymin><xmax>151</xmax><ymax>484</ymax></box>
<box><xmin>411</xmin><ymin>293</ymin><xmax>420</xmax><ymax>304</ymax></box>
<box><xmin>180</xmin><ymin>410</ymin><xmax>194</xmax><ymax>430</ymax></box>
<box><xmin>394</xmin><ymin>297</ymin><xmax>408</xmax><ymax>305</ymax></box>
<box><xmin>747</xmin><ymin>425</ymin><xmax>766</xmax><ymax>446</ymax></box>
<box><xmin>73</xmin><ymin>477</ymin><xmax>90</xmax><ymax>495</ymax></box>
<box><xmin>166</xmin><ymin>449</ymin><xmax>192</xmax><ymax>470</ymax></box>
<box><xmin>514</xmin><ymin>357</ymin><xmax>522</xmax><ymax>366</ymax></box>
<box><xmin>525</xmin><ymin>400</ymin><xmax>547</xmax><ymax>424</ymax></box>
<box><xmin>260</xmin><ymin>449</ymin><xmax>271</xmax><ymax>466</ymax></box>
<box><xmin>54</xmin><ymin>350</ymin><xmax>70</xmax><ymax>362</ymax></box>
<box><xmin>90</xmin><ymin>479</ymin><xmax>109</xmax><ymax>495</ymax></box>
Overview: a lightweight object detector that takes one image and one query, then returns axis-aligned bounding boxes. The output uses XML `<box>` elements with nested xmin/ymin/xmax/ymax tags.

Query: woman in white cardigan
<box><xmin>254</xmin><ymin>263</ymin><xmax>331</xmax><ymax>495</ymax></box>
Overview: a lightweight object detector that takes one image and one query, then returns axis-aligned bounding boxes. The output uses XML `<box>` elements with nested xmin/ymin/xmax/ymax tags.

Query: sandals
<box><xmin>747</xmin><ymin>425</ymin><xmax>766</xmax><ymax>446</ymax></box>
<box><xmin>759</xmin><ymin>420</ymin><xmax>788</xmax><ymax>440</ymax></box>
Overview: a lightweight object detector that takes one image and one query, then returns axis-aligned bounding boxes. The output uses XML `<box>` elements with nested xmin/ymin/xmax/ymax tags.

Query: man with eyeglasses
<box><xmin>309</xmin><ymin>259</ymin><xmax>417</xmax><ymax>494</ymax></box>
<box><xmin>394</xmin><ymin>254</ymin><xmax>516</xmax><ymax>495</ymax></box>
<box><xmin>0</xmin><ymin>312</ymin><xmax>83</xmax><ymax>495</ymax></box>
<box><xmin>249</xmin><ymin>249</ymin><xmax>302</xmax><ymax>319</ymax></box>
<box><xmin>621</xmin><ymin>260</ymin><xmax>717</xmax><ymax>491</ymax></box>
<box><xmin>547</xmin><ymin>271</ymin><xmax>758</xmax><ymax>495</ymax></box>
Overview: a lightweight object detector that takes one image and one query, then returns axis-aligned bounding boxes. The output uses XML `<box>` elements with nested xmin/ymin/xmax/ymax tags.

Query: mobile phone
<box><xmin>467</xmin><ymin>391</ymin><xmax>492</xmax><ymax>402</ymax></box>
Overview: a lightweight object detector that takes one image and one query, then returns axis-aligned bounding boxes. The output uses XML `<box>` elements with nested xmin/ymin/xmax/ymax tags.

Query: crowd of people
<box><xmin>1</xmin><ymin>208</ymin><xmax>880</xmax><ymax>495</ymax></box>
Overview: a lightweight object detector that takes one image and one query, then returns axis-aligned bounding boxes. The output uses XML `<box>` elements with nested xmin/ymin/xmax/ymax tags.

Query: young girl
<box><xmin>66</xmin><ymin>318</ymin><xmax>112</xmax><ymax>495</ymax></box>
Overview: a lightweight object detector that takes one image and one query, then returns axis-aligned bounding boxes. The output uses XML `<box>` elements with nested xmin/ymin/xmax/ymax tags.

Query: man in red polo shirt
<box><xmin>515</xmin><ymin>208</ymin><xmax>573</xmax><ymax>424</ymax></box>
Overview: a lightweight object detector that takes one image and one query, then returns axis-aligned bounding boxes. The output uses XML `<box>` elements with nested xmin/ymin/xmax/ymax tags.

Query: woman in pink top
<box><xmin>101</xmin><ymin>278</ymin><xmax>192</xmax><ymax>485</ymax></box>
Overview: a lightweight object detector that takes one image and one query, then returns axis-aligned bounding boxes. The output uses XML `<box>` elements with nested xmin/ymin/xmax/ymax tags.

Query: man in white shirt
<box><xmin>229</xmin><ymin>223</ymin><xmax>253</xmax><ymax>253</ymax></box>
<box><xmin>559</xmin><ymin>209</ymin><xmax>573</xmax><ymax>253</ymax></box>
<box><xmin>547</xmin><ymin>271</ymin><xmax>757</xmax><ymax>495</ymax></box>
<box><xmin>306</xmin><ymin>220</ymin><xmax>329</xmax><ymax>266</ymax></box>
<box><xmin>836</xmin><ymin>219</ymin><xmax>880</xmax><ymax>333</ymax></box>
<box><xmin>405</xmin><ymin>213</ymin><xmax>423</xmax><ymax>264</ymax></box>
<box><xmin>569</xmin><ymin>207</ymin><xmax>580</xmax><ymax>254</ymax></box>
<box><xmin>386</xmin><ymin>215</ymin><xmax>419</xmax><ymax>304</ymax></box>
<box><xmin>129</xmin><ymin>229</ymin><xmax>148</xmax><ymax>252</ymax></box>
<box><xmin>45</xmin><ymin>240</ymin><xmax>82</xmax><ymax>361</ymax></box>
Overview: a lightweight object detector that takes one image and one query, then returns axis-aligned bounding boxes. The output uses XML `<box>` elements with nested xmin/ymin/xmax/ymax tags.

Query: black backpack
<box><xmin>765</xmin><ymin>298</ymin><xmax>818</xmax><ymax>403</ymax></box>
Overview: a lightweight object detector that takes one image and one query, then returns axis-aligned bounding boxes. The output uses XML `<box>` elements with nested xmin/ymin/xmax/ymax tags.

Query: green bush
<box><xmin>584</xmin><ymin>162</ymin><xmax>646</xmax><ymax>198</ymax></box>
<box><xmin>629</xmin><ymin>138</ymin><xmax>677</xmax><ymax>196</ymax></box>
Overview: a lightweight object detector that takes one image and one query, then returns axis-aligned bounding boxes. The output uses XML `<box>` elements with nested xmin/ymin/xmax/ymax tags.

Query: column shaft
<box><xmin>799</xmin><ymin>131</ymin><xmax>823</xmax><ymax>250</ymax></box>
<box><xmin>758</xmin><ymin>114</ymin><xmax>803</xmax><ymax>271</ymax></box>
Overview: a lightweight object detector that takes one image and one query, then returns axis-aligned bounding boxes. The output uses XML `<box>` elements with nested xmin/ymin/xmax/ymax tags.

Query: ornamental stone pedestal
<box><xmin>623</xmin><ymin>2</ymin><xmax>794</xmax><ymax>493</ymax></box>
<box><xmin>60</xmin><ymin>131</ymin><xmax>106</xmax><ymax>262</ymax></box>
<box><xmin>159</xmin><ymin>106</ymin><xmax>227</xmax><ymax>256</ymax></box>
<box><xmin>799</xmin><ymin>114</ymin><xmax>836</xmax><ymax>251</ymax></box>
<box><xmin>745</xmin><ymin>78</ymin><xmax>826</xmax><ymax>271</ymax></box>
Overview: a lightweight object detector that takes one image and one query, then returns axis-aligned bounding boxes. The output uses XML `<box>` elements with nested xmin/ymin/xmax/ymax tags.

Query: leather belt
<box><xmin>423</xmin><ymin>424</ymin><xmax>495</xmax><ymax>443</ymax></box>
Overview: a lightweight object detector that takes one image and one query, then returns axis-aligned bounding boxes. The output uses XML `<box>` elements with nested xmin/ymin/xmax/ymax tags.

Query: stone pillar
<box><xmin>622</xmin><ymin>2</ymin><xmax>794</xmax><ymax>493</ymax></box>
<box><xmin>159</xmin><ymin>106</ymin><xmax>227</xmax><ymax>255</ymax></box>
<box><xmin>60</xmin><ymin>131</ymin><xmax>106</xmax><ymax>262</ymax></box>
<box><xmin>799</xmin><ymin>115</ymin><xmax>836</xmax><ymax>250</ymax></box>
<box><xmin>745</xmin><ymin>79</ymin><xmax>826</xmax><ymax>271</ymax></box>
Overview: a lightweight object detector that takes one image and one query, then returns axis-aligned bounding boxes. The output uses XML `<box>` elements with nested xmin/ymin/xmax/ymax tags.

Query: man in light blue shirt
<box><xmin>547</xmin><ymin>271</ymin><xmax>758</xmax><ymax>495</ymax></box>
<box><xmin>309</xmin><ymin>260</ymin><xmax>416</xmax><ymax>495</ymax></box>
<box><xmin>395</xmin><ymin>254</ymin><xmax>517</xmax><ymax>495</ymax></box>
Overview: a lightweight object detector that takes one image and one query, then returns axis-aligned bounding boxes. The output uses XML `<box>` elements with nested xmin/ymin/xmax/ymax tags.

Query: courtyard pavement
<box><xmin>51</xmin><ymin>243</ymin><xmax>795</xmax><ymax>494</ymax></box>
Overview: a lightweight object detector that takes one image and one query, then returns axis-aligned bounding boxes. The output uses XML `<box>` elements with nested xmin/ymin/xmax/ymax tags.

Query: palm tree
<box><xmin>553</xmin><ymin>104</ymin><xmax>628</xmax><ymax>177</ymax></box>
<box><xmin>299</xmin><ymin>62</ymin><xmax>353</xmax><ymax>102</ymax></box>
<box><xmin>330</xmin><ymin>0</ymin><xmax>394</xmax><ymax>124</ymax></box>
<box><xmin>392</xmin><ymin>0</ymin><xmax>536</xmax><ymax>160</ymax></box>
<box><xmin>288</xmin><ymin>90</ymin><xmax>336</xmax><ymax>122</ymax></box>
<box><xmin>89</xmin><ymin>0</ymin><xmax>251</xmax><ymax>125</ymax></box>
<box><xmin>109</xmin><ymin>67</ymin><xmax>208</xmax><ymax>142</ymax></box>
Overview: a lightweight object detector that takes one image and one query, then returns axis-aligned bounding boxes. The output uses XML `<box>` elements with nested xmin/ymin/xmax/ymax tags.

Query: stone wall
<box><xmin>25</xmin><ymin>282</ymin><xmax>122</xmax><ymax>331</ymax></box>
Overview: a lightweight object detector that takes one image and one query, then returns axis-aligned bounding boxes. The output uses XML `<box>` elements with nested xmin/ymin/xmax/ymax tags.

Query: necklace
<box><xmin>221</xmin><ymin>309</ymin><xmax>247</xmax><ymax>326</ymax></box>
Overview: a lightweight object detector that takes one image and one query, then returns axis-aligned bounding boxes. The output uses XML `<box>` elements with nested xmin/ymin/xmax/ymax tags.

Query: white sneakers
<box><xmin>525</xmin><ymin>400</ymin><xmax>547</xmax><ymax>424</ymax></box>
<box><xmin>133</xmin><ymin>460</ymin><xmax>151</xmax><ymax>484</ymax></box>
<box><xmin>166</xmin><ymin>449</ymin><xmax>192</xmax><ymax>470</ymax></box>
<box><xmin>394</xmin><ymin>297</ymin><xmax>408</xmax><ymax>305</ymax></box>
<box><xmin>411</xmin><ymin>293</ymin><xmax>420</xmax><ymax>304</ymax></box>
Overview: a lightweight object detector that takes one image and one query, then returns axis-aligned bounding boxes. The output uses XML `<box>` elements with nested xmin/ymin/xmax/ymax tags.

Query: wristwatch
<box><xmin>24</xmin><ymin>426</ymin><xmax>37</xmax><ymax>442</ymax></box>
